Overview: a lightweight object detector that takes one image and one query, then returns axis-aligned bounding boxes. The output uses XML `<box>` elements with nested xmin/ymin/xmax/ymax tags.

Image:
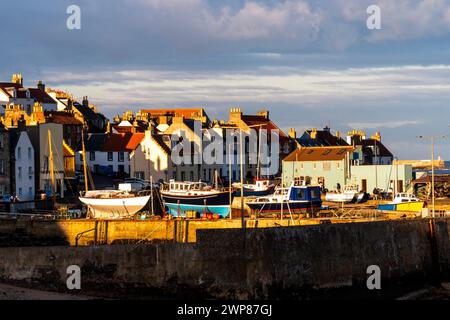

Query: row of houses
<box><xmin>0</xmin><ymin>74</ymin><xmax>107</xmax><ymax>201</ymax></box>
<box><xmin>0</xmin><ymin>73</ymin><xmax>409</xmax><ymax>200</ymax></box>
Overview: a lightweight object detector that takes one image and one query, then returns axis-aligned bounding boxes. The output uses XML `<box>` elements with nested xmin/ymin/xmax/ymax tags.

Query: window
<box><xmin>296</xmin><ymin>188</ymin><xmax>305</xmax><ymax>199</ymax></box>
<box><xmin>108</xmin><ymin>152</ymin><xmax>113</xmax><ymax>161</ymax></box>
<box><xmin>135</xmin><ymin>171</ymin><xmax>145</xmax><ymax>180</ymax></box>
<box><xmin>89</xmin><ymin>152</ymin><xmax>95</xmax><ymax>161</ymax></box>
<box><xmin>181</xmin><ymin>172</ymin><xmax>185</xmax><ymax>181</ymax></box>
<box><xmin>107</xmin><ymin>165</ymin><xmax>113</xmax><ymax>173</ymax></box>
<box><xmin>28</xmin><ymin>166</ymin><xmax>32</xmax><ymax>178</ymax></box>
<box><xmin>18</xmin><ymin>167</ymin><xmax>22</xmax><ymax>179</ymax></box>
<box><xmin>28</xmin><ymin>187</ymin><xmax>33</xmax><ymax>198</ymax></box>
<box><xmin>79</xmin><ymin>153</ymin><xmax>83</xmax><ymax>161</ymax></box>
<box><xmin>18</xmin><ymin>147</ymin><xmax>21</xmax><ymax>160</ymax></box>
<box><xmin>28</xmin><ymin>147</ymin><xmax>32</xmax><ymax>159</ymax></box>
<box><xmin>118</xmin><ymin>152</ymin><xmax>124</xmax><ymax>162</ymax></box>
<box><xmin>0</xmin><ymin>160</ymin><xmax>3</xmax><ymax>174</ymax></box>
<box><xmin>313</xmin><ymin>163</ymin><xmax>316</xmax><ymax>170</ymax></box>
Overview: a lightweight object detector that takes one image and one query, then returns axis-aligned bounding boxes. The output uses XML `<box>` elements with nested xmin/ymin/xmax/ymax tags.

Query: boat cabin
<box><xmin>168</xmin><ymin>180</ymin><xmax>211</xmax><ymax>192</ymax></box>
<box><xmin>393</xmin><ymin>193</ymin><xmax>420</xmax><ymax>203</ymax></box>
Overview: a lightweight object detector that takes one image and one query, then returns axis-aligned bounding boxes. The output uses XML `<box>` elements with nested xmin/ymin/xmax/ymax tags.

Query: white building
<box><xmin>76</xmin><ymin>133</ymin><xmax>144</xmax><ymax>177</ymax></box>
<box><xmin>130</xmin><ymin>128</ymin><xmax>171</xmax><ymax>182</ymax></box>
<box><xmin>13</xmin><ymin>131</ymin><xmax>35</xmax><ymax>201</ymax></box>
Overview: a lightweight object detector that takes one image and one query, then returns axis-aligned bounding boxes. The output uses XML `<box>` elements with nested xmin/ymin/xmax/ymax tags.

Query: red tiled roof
<box><xmin>126</xmin><ymin>133</ymin><xmax>145</xmax><ymax>150</ymax></box>
<box><xmin>284</xmin><ymin>146</ymin><xmax>354</xmax><ymax>162</ymax></box>
<box><xmin>45</xmin><ymin>111</ymin><xmax>82</xmax><ymax>125</ymax></box>
<box><xmin>140</xmin><ymin>108</ymin><xmax>204</xmax><ymax>119</ymax></box>
<box><xmin>100</xmin><ymin>133</ymin><xmax>144</xmax><ymax>152</ymax></box>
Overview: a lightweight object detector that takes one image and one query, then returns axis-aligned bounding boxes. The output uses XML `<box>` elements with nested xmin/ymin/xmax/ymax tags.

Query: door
<box><xmin>361</xmin><ymin>179</ymin><xmax>367</xmax><ymax>192</ymax></box>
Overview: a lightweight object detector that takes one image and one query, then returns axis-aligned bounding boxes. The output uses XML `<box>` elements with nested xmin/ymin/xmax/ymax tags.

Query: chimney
<box><xmin>289</xmin><ymin>128</ymin><xmax>296</xmax><ymax>139</ymax></box>
<box><xmin>82</xmin><ymin>96</ymin><xmax>89</xmax><ymax>108</ymax></box>
<box><xmin>11</xmin><ymin>73</ymin><xmax>23</xmax><ymax>85</ymax></box>
<box><xmin>159</xmin><ymin>115</ymin><xmax>168</xmax><ymax>125</ymax></box>
<box><xmin>257</xmin><ymin>110</ymin><xmax>269</xmax><ymax>119</ymax></box>
<box><xmin>18</xmin><ymin>115</ymin><xmax>26</xmax><ymax>131</ymax></box>
<box><xmin>323</xmin><ymin>126</ymin><xmax>330</xmax><ymax>132</ymax></box>
<box><xmin>37</xmin><ymin>80</ymin><xmax>45</xmax><ymax>92</ymax></box>
<box><xmin>229</xmin><ymin>107</ymin><xmax>242</xmax><ymax>122</ymax></box>
<box><xmin>310</xmin><ymin>128</ymin><xmax>318</xmax><ymax>139</ymax></box>
<box><xmin>371</xmin><ymin>131</ymin><xmax>381</xmax><ymax>142</ymax></box>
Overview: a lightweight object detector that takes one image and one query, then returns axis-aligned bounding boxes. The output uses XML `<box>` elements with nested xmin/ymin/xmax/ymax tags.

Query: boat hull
<box><xmin>79</xmin><ymin>195</ymin><xmax>151</xmax><ymax>219</ymax></box>
<box><xmin>247</xmin><ymin>200</ymin><xmax>322</xmax><ymax>214</ymax></box>
<box><xmin>161</xmin><ymin>191</ymin><xmax>231</xmax><ymax>217</ymax></box>
<box><xmin>377</xmin><ymin>201</ymin><xmax>424</xmax><ymax>213</ymax></box>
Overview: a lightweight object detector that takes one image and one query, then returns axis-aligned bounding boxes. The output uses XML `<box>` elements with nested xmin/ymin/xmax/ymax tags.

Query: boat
<box><xmin>79</xmin><ymin>183</ymin><xmax>151</xmax><ymax>219</ymax></box>
<box><xmin>325</xmin><ymin>184</ymin><xmax>364</xmax><ymax>203</ymax></box>
<box><xmin>377</xmin><ymin>193</ymin><xmax>425</xmax><ymax>213</ymax></box>
<box><xmin>246</xmin><ymin>182</ymin><xmax>322</xmax><ymax>214</ymax></box>
<box><xmin>160</xmin><ymin>180</ymin><xmax>232</xmax><ymax>218</ymax></box>
<box><xmin>233</xmin><ymin>179</ymin><xmax>275</xmax><ymax>197</ymax></box>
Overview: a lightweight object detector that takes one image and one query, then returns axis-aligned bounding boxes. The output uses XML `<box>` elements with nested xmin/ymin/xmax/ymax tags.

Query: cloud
<box><xmin>346</xmin><ymin>120</ymin><xmax>422</xmax><ymax>129</ymax></box>
<box><xmin>41</xmin><ymin>64</ymin><xmax>450</xmax><ymax>108</ymax></box>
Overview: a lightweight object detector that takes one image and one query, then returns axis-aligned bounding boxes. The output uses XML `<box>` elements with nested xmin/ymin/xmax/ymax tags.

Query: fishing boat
<box><xmin>233</xmin><ymin>179</ymin><xmax>275</xmax><ymax>197</ymax></box>
<box><xmin>377</xmin><ymin>193</ymin><xmax>425</xmax><ymax>213</ymax></box>
<box><xmin>246</xmin><ymin>182</ymin><xmax>322</xmax><ymax>214</ymax></box>
<box><xmin>160</xmin><ymin>180</ymin><xmax>231</xmax><ymax>217</ymax></box>
<box><xmin>79</xmin><ymin>183</ymin><xmax>151</xmax><ymax>219</ymax></box>
<box><xmin>325</xmin><ymin>184</ymin><xmax>363</xmax><ymax>203</ymax></box>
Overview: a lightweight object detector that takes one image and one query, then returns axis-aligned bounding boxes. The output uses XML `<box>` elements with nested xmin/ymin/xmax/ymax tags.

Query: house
<box><xmin>45</xmin><ymin>110</ymin><xmax>83</xmax><ymax>152</ymax></box>
<box><xmin>26</xmin><ymin>123</ymin><xmax>65</xmax><ymax>197</ymax></box>
<box><xmin>282</xmin><ymin>145</ymin><xmax>411</xmax><ymax>193</ymax></box>
<box><xmin>130</xmin><ymin>125</ymin><xmax>171</xmax><ymax>183</ymax></box>
<box><xmin>295</xmin><ymin>126</ymin><xmax>348</xmax><ymax>147</ymax></box>
<box><xmin>9</xmin><ymin>124</ymin><xmax>35</xmax><ymax>201</ymax></box>
<box><xmin>76</xmin><ymin>132</ymin><xmax>144</xmax><ymax>177</ymax></box>
<box><xmin>282</xmin><ymin>146</ymin><xmax>354</xmax><ymax>190</ymax></box>
<box><xmin>0</xmin><ymin>74</ymin><xmax>57</xmax><ymax>114</ymax></box>
<box><xmin>0</xmin><ymin>122</ymin><xmax>11</xmax><ymax>198</ymax></box>
<box><xmin>226</xmin><ymin>108</ymin><xmax>293</xmax><ymax>179</ymax></box>
<box><xmin>347</xmin><ymin>130</ymin><xmax>394</xmax><ymax>165</ymax></box>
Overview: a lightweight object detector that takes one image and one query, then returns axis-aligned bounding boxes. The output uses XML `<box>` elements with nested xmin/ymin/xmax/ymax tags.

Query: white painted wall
<box><xmin>15</xmin><ymin>132</ymin><xmax>35</xmax><ymax>201</ymax></box>
<box><xmin>76</xmin><ymin>150</ymin><xmax>130</xmax><ymax>175</ymax></box>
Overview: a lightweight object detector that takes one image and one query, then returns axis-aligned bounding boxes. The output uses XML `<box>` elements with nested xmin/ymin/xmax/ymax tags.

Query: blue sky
<box><xmin>1</xmin><ymin>0</ymin><xmax>449</xmax><ymax>159</ymax></box>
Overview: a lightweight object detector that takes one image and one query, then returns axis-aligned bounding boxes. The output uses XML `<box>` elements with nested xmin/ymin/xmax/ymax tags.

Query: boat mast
<box><xmin>81</xmin><ymin>123</ymin><xmax>89</xmax><ymax>192</ymax></box>
<box><xmin>47</xmin><ymin>129</ymin><xmax>56</xmax><ymax>205</ymax></box>
<box><xmin>239</xmin><ymin>129</ymin><xmax>244</xmax><ymax>228</ymax></box>
<box><xmin>257</xmin><ymin>127</ymin><xmax>261</xmax><ymax>180</ymax></box>
<box><xmin>228</xmin><ymin>142</ymin><xmax>232</xmax><ymax>219</ymax></box>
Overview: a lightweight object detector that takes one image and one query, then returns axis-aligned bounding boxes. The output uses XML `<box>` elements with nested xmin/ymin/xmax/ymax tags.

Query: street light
<box><xmin>417</xmin><ymin>135</ymin><xmax>448</xmax><ymax>218</ymax></box>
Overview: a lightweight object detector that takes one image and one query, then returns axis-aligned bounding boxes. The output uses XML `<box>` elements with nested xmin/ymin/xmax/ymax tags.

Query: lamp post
<box><xmin>417</xmin><ymin>135</ymin><xmax>447</xmax><ymax>218</ymax></box>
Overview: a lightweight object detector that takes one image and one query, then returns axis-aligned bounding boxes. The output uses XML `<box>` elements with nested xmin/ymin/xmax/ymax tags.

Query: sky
<box><xmin>1</xmin><ymin>0</ymin><xmax>449</xmax><ymax>160</ymax></box>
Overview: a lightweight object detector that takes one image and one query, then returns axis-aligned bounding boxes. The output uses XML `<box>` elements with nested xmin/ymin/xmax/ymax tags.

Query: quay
<box><xmin>0</xmin><ymin>217</ymin><xmax>448</xmax><ymax>299</ymax></box>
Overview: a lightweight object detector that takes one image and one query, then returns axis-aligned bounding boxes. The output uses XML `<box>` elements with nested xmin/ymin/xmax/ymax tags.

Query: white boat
<box><xmin>79</xmin><ymin>183</ymin><xmax>151</xmax><ymax>219</ymax></box>
<box><xmin>392</xmin><ymin>193</ymin><xmax>420</xmax><ymax>204</ymax></box>
<box><xmin>325</xmin><ymin>185</ymin><xmax>360</xmax><ymax>203</ymax></box>
<box><xmin>232</xmin><ymin>179</ymin><xmax>275</xmax><ymax>197</ymax></box>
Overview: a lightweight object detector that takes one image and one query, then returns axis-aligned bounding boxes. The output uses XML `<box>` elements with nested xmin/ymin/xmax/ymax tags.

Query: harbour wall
<box><xmin>0</xmin><ymin>219</ymin><xmax>448</xmax><ymax>299</ymax></box>
<box><xmin>0</xmin><ymin>217</ymin><xmax>342</xmax><ymax>246</ymax></box>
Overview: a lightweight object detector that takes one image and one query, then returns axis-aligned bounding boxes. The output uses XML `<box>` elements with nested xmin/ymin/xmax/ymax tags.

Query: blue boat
<box><xmin>160</xmin><ymin>180</ymin><xmax>232</xmax><ymax>218</ymax></box>
<box><xmin>246</xmin><ymin>183</ymin><xmax>322</xmax><ymax>214</ymax></box>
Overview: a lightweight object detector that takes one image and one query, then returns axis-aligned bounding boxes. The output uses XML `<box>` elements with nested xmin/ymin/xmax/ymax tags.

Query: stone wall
<box><xmin>0</xmin><ymin>219</ymin><xmax>448</xmax><ymax>299</ymax></box>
